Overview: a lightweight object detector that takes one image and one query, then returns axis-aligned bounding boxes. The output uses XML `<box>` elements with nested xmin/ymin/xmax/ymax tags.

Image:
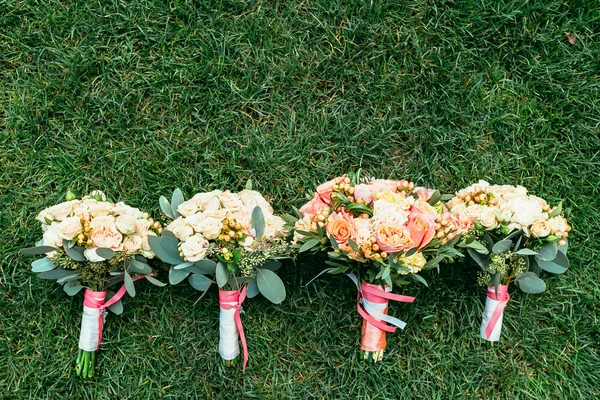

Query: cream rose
<box><xmin>166</xmin><ymin>218</ymin><xmax>194</xmax><ymax>241</ymax></box>
<box><xmin>463</xmin><ymin>204</ymin><xmax>484</xmax><ymax>222</ymax></box>
<box><xmin>180</xmin><ymin>234</ymin><xmax>209</xmax><ymax>262</ymax></box>
<box><xmin>123</xmin><ymin>234</ymin><xmax>144</xmax><ymax>254</ymax></box>
<box><xmin>57</xmin><ymin>216</ymin><xmax>83</xmax><ymax>240</ymax></box>
<box><xmin>373</xmin><ymin>199</ymin><xmax>410</xmax><ymax>226</ymax></box>
<box><xmin>547</xmin><ymin>216</ymin><xmax>567</xmax><ymax>236</ymax></box>
<box><xmin>113</xmin><ymin>202</ymin><xmax>143</xmax><ymax>219</ymax></box>
<box><xmin>45</xmin><ymin>200</ymin><xmax>77</xmax><ymax>221</ymax></box>
<box><xmin>352</xmin><ymin>218</ymin><xmax>373</xmax><ymax>249</ymax></box>
<box><xmin>239</xmin><ymin>190</ymin><xmax>274</xmax><ymax>214</ymax></box>
<box><xmin>218</xmin><ymin>191</ymin><xmax>243</xmax><ymax>209</ymax></box>
<box><xmin>177</xmin><ymin>199</ymin><xmax>200</xmax><ymax>217</ymax></box>
<box><xmin>42</xmin><ymin>222</ymin><xmax>64</xmax><ymax>248</ymax></box>
<box><xmin>530</xmin><ymin>220</ymin><xmax>551</xmax><ymax>238</ymax></box>
<box><xmin>193</xmin><ymin>191</ymin><xmax>222</xmax><ymax>212</ymax></box>
<box><xmin>116</xmin><ymin>214</ymin><xmax>137</xmax><ymax>235</ymax></box>
<box><xmin>264</xmin><ymin>215</ymin><xmax>287</xmax><ymax>239</ymax></box>
<box><xmin>508</xmin><ymin>197</ymin><xmax>546</xmax><ymax>227</ymax></box>
<box><xmin>194</xmin><ymin>217</ymin><xmax>223</xmax><ymax>240</ymax></box>
<box><xmin>478</xmin><ymin>207</ymin><xmax>498</xmax><ymax>230</ymax></box>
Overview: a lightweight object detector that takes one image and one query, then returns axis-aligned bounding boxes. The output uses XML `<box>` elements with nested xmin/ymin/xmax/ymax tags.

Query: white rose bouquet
<box><xmin>447</xmin><ymin>181</ymin><xmax>571</xmax><ymax>341</ymax></box>
<box><xmin>21</xmin><ymin>191</ymin><xmax>165</xmax><ymax>378</ymax></box>
<box><xmin>149</xmin><ymin>181</ymin><xmax>293</xmax><ymax>370</ymax></box>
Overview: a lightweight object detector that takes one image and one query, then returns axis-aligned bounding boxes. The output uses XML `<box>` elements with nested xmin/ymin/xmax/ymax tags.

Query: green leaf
<box><xmin>173</xmin><ymin>261</ymin><xmax>195</xmax><ymax>270</ymax></box>
<box><xmin>548</xmin><ymin>201</ymin><xmax>563</xmax><ymax>218</ymax></box>
<box><xmin>329</xmin><ymin>234</ymin><xmax>340</xmax><ymax>250</ymax></box>
<box><xmin>462</xmin><ymin>240</ymin><xmax>488</xmax><ymax>253</ymax></box>
<box><xmin>227</xmin><ymin>276</ymin><xmax>254</xmax><ymax>289</ymax></box>
<box><xmin>169</xmin><ymin>266</ymin><xmax>191</xmax><ymax>285</ymax></box>
<box><xmin>21</xmin><ymin>246</ymin><xmax>57</xmax><ymax>255</ymax></box>
<box><xmin>246</xmin><ymin>278</ymin><xmax>259</xmax><ymax>298</ymax></box>
<box><xmin>188</xmin><ymin>274</ymin><xmax>213</xmax><ymax>292</ymax></box>
<box><xmin>145</xmin><ymin>275</ymin><xmax>167</xmax><ymax>287</ymax></box>
<box><xmin>171</xmin><ymin>188</ymin><xmax>185</xmax><ymax>218</ymax></box>
<box><xmin>245</xmin><ymin>179</ymin><xmax>253</xmax><ymax>190</ymax></box>
<box><xmin>251</xmin><ymin>206</ymin><xmax>265</xmax><ymax>239</ymax></box>
<box><xmin>467</xmin><ymin>248</ymin><xmax>491</xmax><ymax>272</ymax></box>
<box><xmin>31</xmin><ymin>258</ymin><xmax>56</xmax><ymax>273</ymax></box>
<box><xmin>405</xmin><ymin>247</ymin><xmax>419</xmax><ymax>257</ymax></box>
<box><xmin>64</xmin><ymin>280</ymin><xmax>84</xmax><ymax>296</ymax></box>
<box><xmin>536</xmin><ymin>259</ymin><xmax>568</xmax><ymax>274</ymax></box>
<box><xmin>194</xmin><ymin>259</ymin><xmax>217</xmax><ymax>274</ymax></box>
<box><xmin>411</xmin><ymin>273</ymin><xmax>429</xmax><ymax>287</ymax></box>
<box><xmin>261</xmin><ymin>260</ymin><xmax>282</xmax><ymax>272</ymax></box>
<box><xmin>537</xmin><ymin>242</ymin><xmax>558</xmax><ymax>261</ymax></box>
<box><xmin>124</xmin><ymin>270</ymin><xmax>136</xmax><ymax>297</ymax></box>
<box><xmin>516</xmin><ymin>272</ymin><xmax>547</xmax><ymax>294</ymax></box>
<box><xmin>492</xmin><ymin>240</ymin><xmax>513</xmax><ymax>254</ymax></box>
<box><xmin>427</xmin><ymin>190</ymin><xmax>441</xmax><ymax>205</ymax></box>
<box><xmin>347</xmin><ymin>238</ymin><xmax>359</xmax><ymax>252</ymax></box>
<box><xmin>96</xmin><ymin>248</ymin><xmax>116</xmax><ymax>260</ymax></box>
<box><xmin>232</xmin><ymin>247</ymin><xmax>243</xmax><ymax>263</ymax></box>
<box><xmin>128</xmin><ymin>259</ymin><xmax>152</xmax><ymax>274</ymax></box>
<box><xmin>256</xmin><ymin>268</ymin><xmax>286</xmax><ymax>304</ymax></box>
<box><xmin>299</xmin><ymin>238</ymin><xmax>321</xmax><ymax>253</ymax></box>
<box><xmin>216</xmin><ymin>262</ymin><xmax>229</xmax><ymax>288</ymax></box>
<box><xmin>440</xmin><ymin>193</ymin><xmax>455</xmax><ymax>201</ymax></box>
<box><xmin>159</xmin><ymin>195</ymin><xmax>174</xmax><ymax>219</ymax></box>
<box><xmin>148</xmin><ymin>235</ymin><xmax>183</xmax><ymax>265</ymax></box>
<box><xmin>516</xmin><ymin>248</ymin><xmax>539</xmax><ymax>256</ymax></box>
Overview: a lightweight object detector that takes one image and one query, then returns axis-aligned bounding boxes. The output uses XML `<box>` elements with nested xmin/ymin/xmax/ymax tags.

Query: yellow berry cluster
<box><xmin>76</xmin><ymin>219</ymin><xmax>93</xmax><ymax>247</ymax></box>
<box><xmin>361</xmin><ymin>236</ymin><xmax>389</xmax><ymax>260</ymax></box>
<box><xmin>217</xmin><ymin>219</ymin><xmax>247</xmax><ymax>244</ymax></box>
<box><xmin>435</xmin><ymin>215</ymin><xmax>457</xmax><ymax>245</ymax></box>
<box><xmin>456</xmin><ymin>186</ymin><xmax>496</xmax><ymax>206</ymax></box>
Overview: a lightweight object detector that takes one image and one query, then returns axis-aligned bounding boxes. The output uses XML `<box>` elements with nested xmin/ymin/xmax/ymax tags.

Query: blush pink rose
<box><xmin>406</xmin><ymin>213</ymin><xmax>437</xmax><ymax>248</ymax></box>
<box><xmin>316</xmin><ymin>177</ymin><xmax>341</xmax><ymax>204</ymax></box>
<box><xmin>353</xmin><ymin>184</ymin><xmax>373</xmax><ymax>204</ymax></box>
<box><xmin>299</xmin><ymin>193</ymin><xmax>329</xmax><ymax>217</ymax></box>
<box><xmin>413</xmin><ymin>187</ymin><xmax>436</xmax><ymax>201</ymax></box>
<box><xmin>376</xmin><ymin>224</ymin><xmax>414</xmax><ymax>253</ymax></box>
<box><xmin>90</xmin><ymin>222</ymin><xmax>124</xmax><ymax>250</ymax></box>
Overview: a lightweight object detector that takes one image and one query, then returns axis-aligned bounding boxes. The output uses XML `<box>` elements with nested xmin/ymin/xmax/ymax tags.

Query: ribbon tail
<box><xmin>364</xmin><ymin>301</ymin><xmax>407</xmax><ymax>330</ymax></box>
<box><xmin>235</xmin><ymin>310</ymin><xmax>248</xmax><ymax>371</ymax></box>
<box><xmin>356</xmin><ymin>298</ymin><xmax>396</xmax><ymax>333</ymax></box>
<box><xmin>485</xmin><ymin>301</ymin><xmax>508</xmax><ymax>339</ymax></box>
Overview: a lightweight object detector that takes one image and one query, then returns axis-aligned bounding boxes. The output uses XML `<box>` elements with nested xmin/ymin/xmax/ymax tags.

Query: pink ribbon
<box><xmin>484</xmin><ymin>285</ymin><xmax>510</xmax><ymax>340</ymax></box>
<box><xmin>219</xmin><ymin>286</ymin><xmax>248</xmax><ymax>371</ymax></box>
<box><xmin>356</xmin><ymin>281</ymin><xmax>415</xmax><ymax>333</ymax></box>
<box><xmin>82</xmin><ymin>275</ymin><xmax>146</xmax><ymax>351</ymax></box>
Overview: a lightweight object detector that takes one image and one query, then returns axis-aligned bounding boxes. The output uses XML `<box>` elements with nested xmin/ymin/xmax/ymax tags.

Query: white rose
<box><xmin>218</xmin><ymin>191</ymin><xmax>243</xmax><ymax>209</ymax></box>
<box><xmin>490</xmin><ymin>184</ymin><xmax>528</xmax><ymax>200</ymax></box>
<box><xmin>116</xmin><ymin>214</ymin><xmax>137</xmax><ymax>235</ymax></box>
<box><xmin>238</xmin><ymin>190</ymin><xmax>274</xmax><ymax>214</ymax></box>
<box><xmin>508</xmin><ymin>197</ymin><xmax>546</xmax><ymax>227</ymax></box>
<box><xmin>45</xmin><ymin>200</ymin><xmax>77</xmax><ymax>221</ymax></box>
<box><xmin>84</xmin><ymin>247</ymin><xmax>106</xmax><ymax>262</ymax></box>
<box><xmin>495</xmin><ymin>203</ymin><xmax>513</xmax><ymax>223</ymax></box>
<box><xmin>263</xmin><ymin>215</ymin><xmax>287</xmax><ymax>239</ymax></box>
<box><xmin>193</xmin><ymin>217</ymin><xmax>223</xmax><ymax>240</ymax></box>
<box><xmin>135</xmin><ymin>218</ymin><xmax>152</xmax><ymax>234</ymax></box>
<box><xmin>57</xmin><ymin>216</ymin><xmax>83</xmax><ymax>240</ymax></box>
<box><xmin>530</xmin><ymin>220</ymin><xmax>551</xmax><ymax>238</ymax></box>
<box><xmin>89</xmin><ymin>216</ymin><xmax>124</xmax><ymax>251</ymax></box>
<box><xmin>373</xmin><ymin>199</ymin><xmax>410</xmax><ymax>226</ymax></box>
<box><xmin>166</xmin><ymin>218</ymin><xmax>194</xmax><ymax>241</ymax></box>
<box><xmin>193</xmin><ymin>191</ymin><xmax>222</xmax><ymax>212</ymax></box>
<box><xmin>177</xmin><ymin>199</ymin><xmax>200</xmax><ymax>217</ymax></box>
<box><xmin>463</xmin><ymin>204</ymin><xmax>484</xmax><ymax>222</ymax></box>
<box><xmin>180</xmin><ymin>234</ymin><xmax>209</xmax><ymax>262</ymax></box>
<box><xmin>123</xmin><ymin>234</ymin><xmax>144</xmax><ymax>254</ymax></box>
<box><xmin>478</xmin><ymin>207</ymin><xmax>498</xmax><ymax>230</ymax></box>
<box><xmin>42</xmin><ymin>222</ymin><xmax>64</xmax><ymax>248</ymax></box>
<box><xmin>202</xmin><ymin>208</ymin><xmax>229</xmax><ymax>221</ymax></box>
<box><xmin>113</xmin><ymin>202</ymin><xmax>143</xmax><ymax>219</ymax></box>
<box><xmin>547</xmin><ymin>216</ymin><xmax>567</xmax><ymax>236</ymax></box>
<box><xmin>507</xmin><ymin>222</ymin><xmax>525</xmax><ymax>235</ymax></box>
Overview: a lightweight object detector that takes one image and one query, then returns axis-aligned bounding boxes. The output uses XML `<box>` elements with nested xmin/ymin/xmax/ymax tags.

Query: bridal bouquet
<box><xmin>294</xmin><ymin>173</ymin><xmax>463</xmax><ymax>361</ymax></box>
<box><xmin>447</xmin><ymin>181</ymin><xmax>571</xmax><ymax>341</ymax></box>
<box><xmin>150</xmin><ymin>182</ymin><xmax>292</xmax><ymax>370</ymax></box>
<box><xmin>21</xmin><ymin>191</ymin><xmax>164</xmax><ymax>378</ymax></box>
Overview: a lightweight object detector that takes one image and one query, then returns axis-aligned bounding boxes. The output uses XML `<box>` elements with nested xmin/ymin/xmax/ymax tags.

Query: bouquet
<box><xmin>150</xmin><ymin>183</ymin><xmax>292</xmax><ymax>370</ymax></box>
<box><xmin>294</xmin><ymin>173</ymin><xmax>463</xmax><ymax>361</ymax></box>
<box><xmin>447</xmin><ymin>180</ymin><xmax>571</xmax><ymax>341</ymax></box>
<box><xmin>21</xmin><ymin>191</ymin><xmax>165</xmax><ymax>378</ymax></box>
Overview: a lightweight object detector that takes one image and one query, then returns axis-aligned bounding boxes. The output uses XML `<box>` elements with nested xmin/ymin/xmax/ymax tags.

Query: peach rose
<box><xmin>406</xmin><ymin>213</ymin><xmax>437</xmax><ymax>248</ymax></box>
<box><xmin>326</xmin><ymin>211</ymin><xmax>356</xmax><ymax>247</ymax></box>
<box><xmin>299</xmin><ymin>193</ymin><xmax>329</xmax><ymax>217</ymax></box>
<box><xmin>89</xmin><ymin>218</ymin><xmax>123</xmax><ymax>250</ymax></box>
<box><xmin>376</xmin><ymin>224</ymin><xmax>414</xmax><ymax>253</ymax></box>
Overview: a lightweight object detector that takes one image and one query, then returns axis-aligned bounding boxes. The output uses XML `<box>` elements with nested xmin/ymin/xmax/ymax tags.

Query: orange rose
<box><xmin>326</xmin><ymin>211</ymin><xmax>356</xmax><ymax>247</ymax></box>
<box><xmin>376</xmin><ymin>224</ymin><xmax>414</xmax><ymax>253</ymax></box>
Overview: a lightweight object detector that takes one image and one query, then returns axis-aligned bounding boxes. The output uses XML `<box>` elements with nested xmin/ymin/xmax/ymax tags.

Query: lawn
<box><xmin>1</xmin><ymin>0</ymin><xmax>599</xmax><ymax>398</ymax></box>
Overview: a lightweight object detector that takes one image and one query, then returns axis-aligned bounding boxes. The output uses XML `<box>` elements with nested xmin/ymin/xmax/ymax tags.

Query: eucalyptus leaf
<box><xmin>516</xmin><ymin>272</ymin><xmax>546</xmax><ymax>294</ymax></box>
<box><xmin>160</xmin><ymin>236</ymin><xmax>185</xmax><ymax>263</ymax></box>
<box><xmin>129</xmin><ymin>259</ymin><xmax>152</xmax><ymax>274</ymax></box>
<box><xmin>256</xmin><ymin>268</ymin><xmax>286</xmax><ymax>304</ymax></box>
<box><xmin>21</xmin><ymin>246</ymin><xmax>57</xmax><ymax>255</ymax></box>
<box><xmin>63</xmin><ymin>244</ymin><xmax>86</xmax><ymax>262</ymax></box>
<box><xmin>557</xmin><ymin>239</ymin><xmax>568</xmax><ymax>254</ymax></box>
<box><xmin>427</xmin><ymin>190</ymin><xmax>441</xmax><ymax>205</ymax></box>
<box><xmin>31</xmin><ymin>257</ymin><xmax>56</xmax><ymax>273</ymax></box>
<box><xmin>173</xmin><ymin>261</ymin><xmax>195</xmax><ymax>270</ymax></box>
<box><xmin>251</xmin><ymin>206</ymin><xmax>265</xmax><ymax>239</ymax></box>
<box><xmin>169</xmin><ymin>266</ymin><xmax>191</xmax><ymax>285</ymax></box>
<box><xmin>160</xmin><ymin>230</ymin><xmax>178</xmax><ymax>242</ymax></box>
<box><xmin>107</xmin><ymin>299</ymin><xmax>124</xmax><ymax>315</ymax></box>
<box><xmin>463</xmin><ymin>240</ymin><xmax>489</xmax><ymax>253</ymax></box>
<box><xmin>227</xmin><ymin>276</ymin><xmax>254</xmax><ymax>289</ymax></box>
<box><xmin>467</xmin><ymin>248</ymin><xmax>491</xmax><ymax>272</ymax></box>
<box><xmin>124</xmin><ymin>271</ymin><xmax>136</xmax><ymax>297</ymax></box>
<box><xmin>188</xmin><ymin>274</ymin><xmax>213</xmax><ymax>292</ymax></box>
<box><xmin>536</xmin><ymin>259</ymin><xmax>568</xmax><ymax>274</ymax></box>
<box><xmin>171</xmin><ymin>188</ymin><xmax>185</xmax><ymax>218</ymax></box>
<box><xmin>38</xmin><ymin>268</ymin><xmax>73</xmax><ymax>280</ymax></box>
<box><xmin>215</xmin><ymin>262</ymin><xmax>229</xmax><ymax>288</ymax></box>
<box><xmin>261</xmin><ymin>260</ymin><xmax>282</xmax><ymax>272</ymax></box>
<box><xmin>516</xmin><ymin>248</ymin><xmax>539</xmax><ymax>256</ymax></box>
<box><xmin>245</xmin><ymin>179</ymin><xmax>253</xmax><ymax>190</ymax></box>
<box><xmin>246</xmin><ymin>278</ymin><xmax>259</xmax><ymax>298</ymax></box>
<box><xmin>537</xmin><ymin>242</ymin><xmax>558</xmax><ymax>261</ymax></box>
<box><xmin>149</xmin><ymin>235</ymin><xmax>184</xmax><ymax>265</ymax></box>
<box><xmin>146</xmin><ymin>275</ymin><xmax>167</xmax><ymax>287</ymax></box>
<box><xmin>405</xmin><ymin>247</ymin><xmax>419</xmax><ymax>257</ymax></box>
<box><xmin>159</xmin><ymin>195</ymin><xmax>174</xmax><ymax>219</ymax></box>
<box><xmin>194</xmin><ymin>259</ymin><xmax>217</xmax><ymax>274</ymax></box>
<box><xmin>492</xmin><ymin>240</ymin><xmax>512</xmax><ymax>254</ymax></box>
<box><xmin>96</xmin><ymin>248</ymin><xmax>116</xmax><ymax>260</ymax></box>
<box><xmin>64</xmin><ymin>280</ymin><xmax>84</xmax><ymax>296</ymax></box>
<box><xmin>57</xmin><ymin>273</ymin><xmax>81</xmax><ymax>284</ymax></box>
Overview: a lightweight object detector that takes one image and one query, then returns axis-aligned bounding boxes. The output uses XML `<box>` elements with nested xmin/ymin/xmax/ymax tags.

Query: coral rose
<box><xmin>406</xmin><ymin>213</ymin><xmax>437</xmax><ymax>249</ymax></box>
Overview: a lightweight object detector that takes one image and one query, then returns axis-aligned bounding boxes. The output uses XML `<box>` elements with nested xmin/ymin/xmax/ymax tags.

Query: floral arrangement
<box><xmin>447</xmin><ymin>180</ymin><xmax>571</xmax><ymax>341</ymax></box>
<box><xmin>294</xmin><ymin>172</ymin><xmax>463</xmax><ymax>361</ymax></box>
<box><xmin>21</xmin><ymin>191</ymin><xmax>164</xmax><ymax>378</ymax></box>
<box><xmin>149</xmin><ymin>182</ymin><xmax>292</xmax><ymax>370</ymax></box>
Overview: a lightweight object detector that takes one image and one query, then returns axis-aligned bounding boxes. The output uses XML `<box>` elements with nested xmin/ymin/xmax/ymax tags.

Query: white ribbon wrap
<box><xmin>480</xmin><ymin>294</ymin><xmax>504</xmax><ymax>341</ymax></box>
<box><xmin>219</xmin><ymin>303</ymin><xmax>240</xmax><ymax>360</ymax></box>
<box><xmin>78</xmin><ymin>305</ymin><xmax>104</xmax><ymax>352</ymax></box>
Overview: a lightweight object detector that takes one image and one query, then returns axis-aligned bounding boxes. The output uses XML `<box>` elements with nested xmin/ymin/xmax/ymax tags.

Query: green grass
<box><xmin>1</xmin><ymin>0</ymin><xmax>599</xmax><ymax>398</ymax></box>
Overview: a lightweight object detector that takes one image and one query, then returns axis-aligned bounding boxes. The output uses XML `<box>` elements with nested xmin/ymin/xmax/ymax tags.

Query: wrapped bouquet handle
<box><xmin>480</xmin><ymin>285</ymin><xmax>510</xmax><ymax>341</ymax></box>
<box><xmin>218</xmin><ymin>286</ymin><xmax>248</xmax><ymax>371</ymax></box>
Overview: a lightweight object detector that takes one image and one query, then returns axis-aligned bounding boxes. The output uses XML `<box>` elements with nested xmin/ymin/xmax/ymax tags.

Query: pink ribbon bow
<box><xmin>356</xmin><ymin>281</ymin><xmax>415</xmax><ymax>333</ymax></box>
<box><xmin>219</xmin><ymin>286</ymin><xmax>248</xmax><ymax>371</ymax></box>
<box><xmin>484</xmin><ymin>285</ymin><xmax>510</xmax><ymax>340</ymax></box>
<box><xmin>82</xmin><ymin>275</ymin><xmax>146</xmax><ymax>351</ymax></box>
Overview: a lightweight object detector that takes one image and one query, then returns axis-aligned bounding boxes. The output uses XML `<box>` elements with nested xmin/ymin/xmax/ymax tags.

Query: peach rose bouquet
<box><xmin>447</xmin><ymin>181</ymin><xmax>571</xmax><ymax>342</ymax></box>
<box><xmin>21</xmin><ymin>190</ymin><xmax>164</xmax><ymax>378</ymax></box>
<box><xmin>294</xmin><ymin>172</ymin><xmax>463</xmax><ymax>361</ymax></box>
<box><xmin>150</xmin><ymin>181</ymin><xmax>292</xmax><ymax>370</ymax></box>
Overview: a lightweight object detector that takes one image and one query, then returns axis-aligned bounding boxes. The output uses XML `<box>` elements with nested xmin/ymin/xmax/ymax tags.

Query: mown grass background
<box><xmin>1</xmin><ymin>0</ymin><xmax>599</xmax><ymax>398</ymax></box>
